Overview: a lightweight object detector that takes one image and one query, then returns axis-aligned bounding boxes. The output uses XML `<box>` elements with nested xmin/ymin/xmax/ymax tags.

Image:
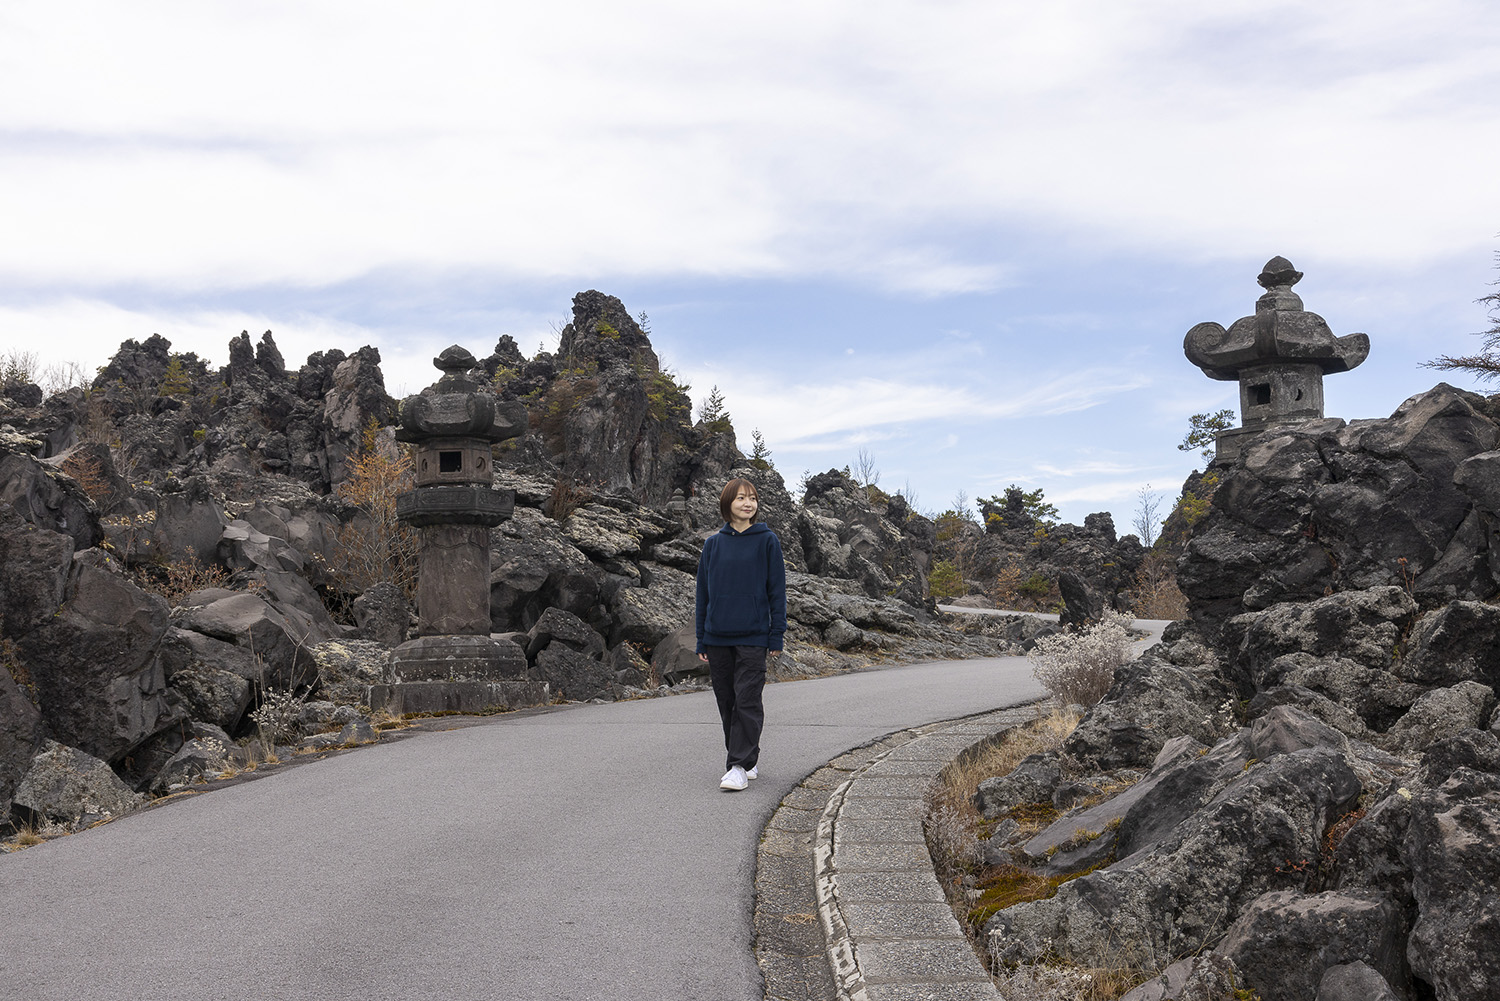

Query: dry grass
<box><xmin>1132</xmin><ymin>550</ymin><xmax>1188</xmax><ymax>620</ymax></box>
<box><xmin>926</xmin><ymin>706</ymin><xmax>1081</xmax><ymax>872</ymax></box>
<box><xmin>990</xmin><ymin>960</ymin><xmax>1149</xmax><ymax>1001</ymax></box>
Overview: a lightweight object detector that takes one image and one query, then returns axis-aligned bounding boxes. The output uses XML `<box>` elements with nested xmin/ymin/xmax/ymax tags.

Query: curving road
<box><xmin>1</xmin><ymin>654</ymin><xmax>1051</xmax><ymax>1001</ymax></box>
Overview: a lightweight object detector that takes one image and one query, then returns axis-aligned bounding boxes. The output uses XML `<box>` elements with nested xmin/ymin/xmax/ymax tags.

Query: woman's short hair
<box><xmin>719</xmin><ymin>477</ymin><xmax>760</xmax><ymax>522</ymax></box>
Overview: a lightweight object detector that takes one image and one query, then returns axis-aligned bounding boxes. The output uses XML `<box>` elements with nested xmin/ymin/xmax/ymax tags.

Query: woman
<box><xmin>695</xmin><ymin>477</ymin><xmax>787</xmax><ymax>792</ymax></box>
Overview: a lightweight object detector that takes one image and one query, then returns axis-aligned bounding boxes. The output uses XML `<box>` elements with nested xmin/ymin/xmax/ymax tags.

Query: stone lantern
<box><xmin>368</xmin><ymin>345</ymin><xmax>545</xmax><ymax>714</ymax></box>
<box><xmin>1184</xmin><ymin>256</ymin><xmax>1370</xmax><ymax>464</ymax></box>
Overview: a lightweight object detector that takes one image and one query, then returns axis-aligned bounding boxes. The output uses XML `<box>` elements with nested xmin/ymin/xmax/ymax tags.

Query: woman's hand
<box><xmin>698</xmin><ymin>653</ymin><xmax>709</xmax><ymax>663</ymax></box>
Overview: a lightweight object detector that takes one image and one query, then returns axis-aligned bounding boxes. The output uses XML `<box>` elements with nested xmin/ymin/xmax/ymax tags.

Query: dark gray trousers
<box><xmin>705</xmin><ymin>645</ymin><xmax>766</xmax><ymax>772</ymax></box>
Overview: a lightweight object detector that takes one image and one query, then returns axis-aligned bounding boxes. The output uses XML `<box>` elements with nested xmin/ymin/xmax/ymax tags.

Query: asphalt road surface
<box><xmin>1</xmin><ymin>654</ymin><xmax>1050</xmax><ymax>1001</ymax></box>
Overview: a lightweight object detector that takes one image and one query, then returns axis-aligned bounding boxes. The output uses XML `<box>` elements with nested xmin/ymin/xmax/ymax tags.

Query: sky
<box><xmin>3</xmin><ymin>0</ymin><xmax>1500</xmax><ymax>534</ymax></box>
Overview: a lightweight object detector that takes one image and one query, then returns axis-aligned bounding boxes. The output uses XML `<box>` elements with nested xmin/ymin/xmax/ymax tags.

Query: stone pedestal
<box><xmin>372</xmin><ymin>635</ymin><xmax>547</xmax><ymax>714</ymax></box>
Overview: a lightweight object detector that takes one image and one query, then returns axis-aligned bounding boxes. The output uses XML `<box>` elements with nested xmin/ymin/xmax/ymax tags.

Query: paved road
<box><xmin>0</xmin><ymin>655</ymin><xmax>1048</xmax><ymax>1001</ymax></box>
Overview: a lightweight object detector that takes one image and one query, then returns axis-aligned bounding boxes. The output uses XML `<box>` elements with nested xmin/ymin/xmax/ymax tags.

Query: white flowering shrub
<box><xmin>249</xmin><ymin>689</ymin><xmax>305</xmax><ymax>745</ymax></box>
<box><xmin>1027</xmin><ymin>610</ymin><xmax>1134</xmax><ymax>708</ymax></box>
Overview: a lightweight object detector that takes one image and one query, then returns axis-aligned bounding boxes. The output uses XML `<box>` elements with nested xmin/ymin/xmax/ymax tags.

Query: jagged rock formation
<box><xmin>0</xmin><ymin>290</ymin><xmax>1018</xmax><ymax>833</ymax></box>
<box><xmin>973</xmin><ymin>383</ymin><xmax>1500</xmax><ymax>1001</ymax></box>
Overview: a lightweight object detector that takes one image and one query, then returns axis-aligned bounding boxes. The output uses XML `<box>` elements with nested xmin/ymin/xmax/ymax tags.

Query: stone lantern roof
<box><xmin>395</xmin><ymin>346</ymin><xmax>526</xmax><ymax>445</ymax></box>
<box><xmin>1184</xmin><ymin>257</ymin><xmax>1370</xmax><ymax>381</ymax></box>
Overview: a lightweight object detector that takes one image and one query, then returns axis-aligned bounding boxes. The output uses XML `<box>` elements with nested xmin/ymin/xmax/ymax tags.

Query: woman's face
<box><xmin>731</xmin><ymin>487</ymin><xmax>759</xmax><ymax>522</ymax></box>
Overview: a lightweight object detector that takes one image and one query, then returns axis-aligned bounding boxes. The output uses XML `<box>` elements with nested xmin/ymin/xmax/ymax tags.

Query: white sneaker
<box><xmin>720</xmin><ymin>766</ymin><xmax>748</xmax><ymax>791</ymax></box>
<box><xmin>746</xmin><ymin>765</ymin><xmax>758</xmax><ymax>780</ymax></box>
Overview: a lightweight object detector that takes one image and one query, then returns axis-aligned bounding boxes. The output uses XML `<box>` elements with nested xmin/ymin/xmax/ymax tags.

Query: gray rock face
<box><xmin>1180</xmin><ymin>385</ymin><xmax>1500</xmax><ymax>628</ymax></box>
<box><xmin>353</xmin><ymin>581</ymin><xmax>410</xmax><ymax>647</ymax></box>
<box><xmin>490</xmin><ymin>507</ymin><xmax>607</xmax><ymax>633</ymax></box>
<box><xmin>533</xmin><ymin>642</ymin><xmax>613</xmax><ymax>701</ymax></box>
<box><xmin>650</xmin><ymin>624</ymin><xmax>707</xmax><ymax>686</ymax></box>
<box><xmin>1316</xmin><ymin>962</ymin><xmax>1401</xmax><ymax>1001</ymax></box>
<box><xmin>171</xmin><ymin>587</ymin><xmax>330</xmax><ymax>690</ymax></box>
<box><xmin>1118</xmin><ymin>954</ymin><xmax>1249</xmax><ymax>1001</ymax></box>
<box><xmin>608</xmin><ymin>564</ymin><xmax>695</xmax><ymax>649</ymax></box>
<box><xmin>163</xmin><ymin>651</ymin><xmax>253</xmax><ymax>733</ymax></box>
<box><xmin>973</xmin><ymin>754</ymin><xmax>1063</xmax><ymax>818</ymax></box>
<box><xmin>149</xmin><ymin>486</ymin><xmax>229</xmax><ymax>567</ymax></box>
<box><xmin>18</xmin><ymin>551</ymin><xmax>181</xmax><ymax>763</ymax></box>
<box><xmin>13</xmin><ymin>739</ymin><xmax>145</xmax><ymax>827</ymax></box>
<box><xmin>1226</xmin><ymin>587</ymin><xmax>1417</xmax><ymax>689</ymax></box>
<box><xmin>309</xmin><ymin>639</ymin><xmax>390</xmax><ymax>706</ymax></box>
<box><xmin>1062</xmin><ymin>658</ymin><xmax>1235</xmax><ymax>769</ymax></box>
<box><xmin>152</xmin><ymin>735</ymin><xmax>231</xmax><ymax>793</ymax></box>
<box><xmin>0</xmin><ymin>504</ymin><xmax>73</xmax><ymax>640</ymax></box>
<box><xmin>1</xmin><ymin>665</ymin><xmax>44</xmax><ymax>820</ymax></box>
<box><xmin>1383</xmin><ymin>681</ymin><xmax>1495</xmax><ymax>754</ymax></box>
<box><xmin>1267</xmin><ymin>654</ymin><xmax>1425</xmax><ymax>733</ymax></box>
<box><xmin>987</xmin><ymin>748</ymin><xmax>1362</xmax><ymax>970</ymax></box>
<box><xmin>1403</xmin><ymin>767</ymin><xmax>1500</xmax><ymax>1000</ymax></box>
<box><xmin>1057</xmin><ymin>568</ymin><xmax>1107</xmax><ymax>628</ymax></box>
<box><xmin>1398</xmin><ymin>599</ymin><xmax>1500</xmax><ymax>688</ymax></box>
<box><xmin>1216</xmin><ymin>889</ymin><xmax>1407</xmax><ymax>1001</ymax></box>
<box><xmin>526</xmin><ymin>606</ymin><xmax>606</xmax><ymax>659</ymax></box>
<box><xmin>0</xmin><ymin>450</ymin><xmax>103</xmax><ymax>551</ymax></box>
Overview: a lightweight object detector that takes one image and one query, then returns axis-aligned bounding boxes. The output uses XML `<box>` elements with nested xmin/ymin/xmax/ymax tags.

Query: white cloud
<box><xmin>2</xmin><ymin>1</ymin><xmax>1497</xmax><ymax>293</ymax></box>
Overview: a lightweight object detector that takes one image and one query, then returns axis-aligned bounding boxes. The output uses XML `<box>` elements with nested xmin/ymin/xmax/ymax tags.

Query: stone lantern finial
<box><xmin>1184</xmin><ymin>257</ymin><xmax>1370</xmax><ymax>464</ymax></box>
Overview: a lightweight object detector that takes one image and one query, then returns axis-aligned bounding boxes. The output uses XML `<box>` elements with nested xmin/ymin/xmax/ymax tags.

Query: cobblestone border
<box><xmin>755</xmin><ymin>705</ymin><xmax>1038</xmax><ymax>1001</ymax></box>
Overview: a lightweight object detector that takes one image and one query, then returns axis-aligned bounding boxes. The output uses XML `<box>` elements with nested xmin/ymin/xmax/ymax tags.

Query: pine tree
<box><xmin>750</xmin><ymin>429</ymin><xmax>772</xmax><ymax>469</ymax></box>
<box><xmin>158</xmin><ymin>355</ymin><xmax>192</xmax><ymax>397</ymax></box>
<box><xmin>699</xmin><ymin>385</ymin><xmax>732</xmax><ymax>433</ymax></box>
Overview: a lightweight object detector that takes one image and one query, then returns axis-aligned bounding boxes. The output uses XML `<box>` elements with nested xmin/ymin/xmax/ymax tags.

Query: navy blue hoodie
<box><xmin>695</xmin><ymin>522</ymin><xmax>787</xmax><ymax>653</ymax></box>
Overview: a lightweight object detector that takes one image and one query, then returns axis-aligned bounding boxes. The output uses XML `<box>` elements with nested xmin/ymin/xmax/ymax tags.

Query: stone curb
<box><xmin>756</xmin><ymin>704</ymin><xmax>1038</xmax><ymax>1001</ymax></box>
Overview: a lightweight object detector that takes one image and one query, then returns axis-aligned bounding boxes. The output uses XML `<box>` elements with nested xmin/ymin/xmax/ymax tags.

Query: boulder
<box><xmin>165</xmin><ymin>661</ymin><xmax>253</xmax><ymax>732</ymax></box>
<box><xmin>218</xmin><ymin>519</ymin><xmax>304</xmax><ymax>573</ymax></box>
<box><xmin>0</xmin><ymin>451</ymin><xmax>103</xmax><ymax>551</ymax></box>
<box><xmin>987</xmin><ymin>748</ymin><xmax>1363</xmax><ymax>970</ymax></box>
<box><xmin>1057</xmin><ymin>568</ymin><xmax>1107</xmax><ymax>628</ymax></box>
<box><xmin>1316</xmin><ymin>962</ymin><xmax>1401</xmax><ymax>1001</ymax></box>
<box><xmin>608</xmin><ymin>564</ymin><xmax>695</xmax><ymax>649</ymax></box>
<box><xmin>533</xmin><ymin>641</ymin><xmax>614</xmax><ymax>701</ymax></box>
<box><xmin>1226</xmin><ymin>587</ymin><xmax>1417</xmax><ymax>691</ymax></box>
<box><xmin>1062</xmin><ymin>658</ymin><xmax>1235</xmax><ymax>769</ymax></box>
<box><xmin>526</xmin><ymin>606</ymin><xmax>606</xmax><ymax>659</ymax></box>
<box><xmin>152</xmin><ymin>734</ymin><xmax>232</xmax><ymax>793</ymax></box>
<box><xmin>490</xmin><ymin>508</ymin><xmax>608</xmax><ymax>633</ymax></box>
<box><xmin>308</xmin><ymin>639</ymin><xmax>390</xmax><ymax>706</ymax></box>
<box><xmin>1</xmin><ymin>665</ymin><xmax>44</xmax><ymax>820</ymax></box>
<box><xmin>12</xmin><ymin>739</ymin><xmax>145</xmax><ymax>828</ymax></box>
<box><xmin>1215</xmin><ymin>889</ymin><xmax>1408</xmax><ymax>1001</ymax></box>
<box><xmin>1383</xmin><ymin>681</ymin><xmax>1495</xmax><ymax>754</ymax></box>
<box><xmin>651</xmin><ymin>624</ymin><xmax>708</xmax><ymax>685</ymax></box>
<box><xmin>1403</xmin><ymin>767</ymin><xmax>1500</xmax><ymax>1000</ymax></box>
<box><xmin>1023</xmin><ymin>736</ymin><xmax>1207</xmax><ymax>867</ymax></box>
<box><xmin>171</xmin><ymin>590</ymin><xmax>320</xmax><ymax>689</ymax></box>
<box><xmin>1248</xmin><ymin>685</ymin><xmax>1371</xmax><ymax>741</ymax></box>
<box><xmin>1398</xmin><ymin>599</ymin><xmax>1500</xmax><ymax>688</ymax></box>
<box><xmin>0</xmin><ymin>504</ymin><xmax>73</xmax><ymax>639</ymax></box>
<box><xmin>1268</xmin><ymin>654</ymin><xmax>1426</xmax><ymax>733</ymax></box>
<box><xmin>18</xmin><ymin>551</ymin><xmax>181</xmax><ymax>762</ymax></box>
<box><xmin>149</xmin><ymin>486</ymin><xmax>229</xmax><ymax>567</ymax></box>
<box><xmin>353</xmin><ymin>581</ymin><xmax>410</xmax><ymax>646</ymax></box>
<box><xmin>973</xmin><ymin>753</ymin><xmax>1063</xmax><ymax>819</ymax></box>
<box><xmin>607</xmin><ymin>642</ymin><xmax>651</xmax><ymax>687</ymax></box>
<box><xmin>1119</xmin><ymin>954</ymin><xmax>1249</xmax><ymax>1001</ymax></box>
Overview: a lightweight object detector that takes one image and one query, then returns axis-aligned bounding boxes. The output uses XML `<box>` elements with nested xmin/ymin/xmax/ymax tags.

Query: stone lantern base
<box><xmin>368</xmin><ymin>635</ymin><xmax>548</xmax><ymax>715</ymax></box>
